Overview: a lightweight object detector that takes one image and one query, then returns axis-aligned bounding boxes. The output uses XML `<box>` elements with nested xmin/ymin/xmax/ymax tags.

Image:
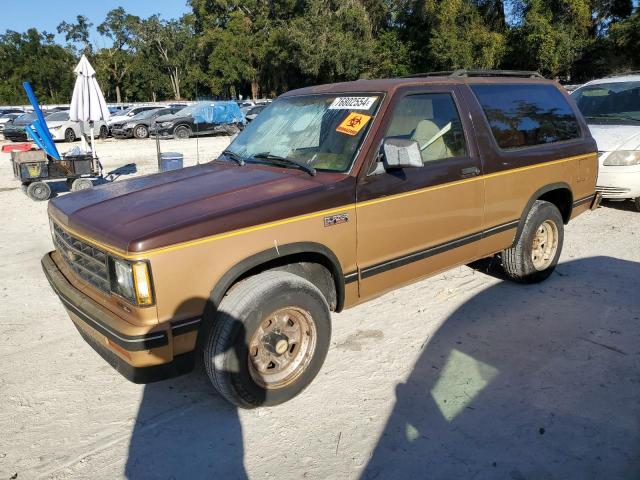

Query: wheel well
<box><xmin>234</xmin><ymin>253</ymin><xmax>339</xmax><ymax>312</ymax></box>
<box><xmin>538</xmin><ymin>188</ymin><xmax>572</xmax><ymax>224</ymax></box>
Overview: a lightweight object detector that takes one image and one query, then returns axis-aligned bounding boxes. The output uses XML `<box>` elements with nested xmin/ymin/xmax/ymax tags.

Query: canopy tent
<box><xmin>69</xmin><ymin>55</ymin><xmax>110</xmax><ymax>160</ymax></box>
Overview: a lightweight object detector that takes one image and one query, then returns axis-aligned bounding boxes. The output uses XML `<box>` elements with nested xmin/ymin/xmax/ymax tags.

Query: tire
<box><xmin>99</xmin><ymin>125</ymin><xmax>109</xmax><ymax>139</ymax></box>
<box><xmin>174</xmin><ymin>125</ymin><xmax>191</xmax><ymax>140</ymax></box>
<box><xmin>204</xmin><ymin>271</ymin><xmax>331</xmax><ymax>408</ymax></box>
<box><xmin>501</xmin><ymin>200</ymin><xmax>564</xmax><ymax>283</ymax></box>
<box><xmin>71</xmin><ymin>178</ymin><xmax>93</xmax><ymax>192</ymax></box>
<box><xmin>133</xmin><ymin>124</ymin><xmax>149</xmax><ymax>139</ymax></box>
<box><xmin>26</xmin><ymin>181</ymin><xmax>51</xmax><ymax>201</ymax></box>
<box><xmin>64</xmin><ymin>128</ymin><xmax>76</xmax><ymax>142</ymax></box>
<box><xmin>634</xmin><ymin>197</ymin><xmax>640</xmax><ymax>212</ymax></box>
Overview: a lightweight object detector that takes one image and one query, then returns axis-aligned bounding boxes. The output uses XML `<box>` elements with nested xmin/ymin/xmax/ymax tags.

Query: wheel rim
<box><xmin>176</xmin><ymin>128</ymin><xmax>188</xmax><ymax>139</ymax></box>
<box><xmin>135</xmin><ymin>126</ymin><xmax>147</xmax><ymax>138</ymax></box>
<box><xmin>248</xmin><ymin>307</ymin><xmax>317</xmax><ymax>390</ymax></box>
<box><xmin>531</xmin><ymin>220</ymin><xmax>558</xmax><ymax>270</ymax></box>
<box><xmin>32</xmin><ymin>184</ymin><xmax>48</xmax><ymax>199</ymax></box>
<box><xmin>66</xmin><ymin>130</ymin><xmax>75</xmax><ymax>141</ymax></box>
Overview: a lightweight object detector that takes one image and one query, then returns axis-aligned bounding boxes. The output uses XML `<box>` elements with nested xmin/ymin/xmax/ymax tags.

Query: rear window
<box><xmin>471</xmin><ymin>84</ymin><xmax>581</xmax><ymax>149</ymax></box>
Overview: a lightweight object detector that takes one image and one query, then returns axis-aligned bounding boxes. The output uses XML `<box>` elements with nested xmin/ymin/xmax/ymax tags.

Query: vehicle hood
<box><xmin>109</xmin><ymin>115</ymin><xmax>131</xmax><ymax>124</ymax></box>
<box><xmin>587</xmin><ymin>124</ymin><xmax>640</xmax><ymax>152</ymax></box>
<box><xmin>46</xmin><ymin>120</ymin><xmax>69</xmax><ymax>128</ymax></box>
<box><xmin>49</xmin><ymin>162</ymin><xmax>352</xmax><ymax>253</ymax></box>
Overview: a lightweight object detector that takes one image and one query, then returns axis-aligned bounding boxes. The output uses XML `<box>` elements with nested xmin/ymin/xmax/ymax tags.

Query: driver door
<box><xmin>355</xmin><ymin>86</ymin><xmax>485</xmax><ymax>299</ymax></box>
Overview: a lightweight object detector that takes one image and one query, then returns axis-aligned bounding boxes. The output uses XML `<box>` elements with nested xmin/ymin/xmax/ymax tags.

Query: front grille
<box><xmin>52</xmin><ymin>222</ymin><xmax>111</xmax><ymax>293</ymax></box>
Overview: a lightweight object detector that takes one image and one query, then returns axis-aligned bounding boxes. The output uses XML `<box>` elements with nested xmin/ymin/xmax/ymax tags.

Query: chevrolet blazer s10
<box><xmin>42</xmin><ymin>71</ymin><xmax>599</xmax><ymax>407</ymax></box>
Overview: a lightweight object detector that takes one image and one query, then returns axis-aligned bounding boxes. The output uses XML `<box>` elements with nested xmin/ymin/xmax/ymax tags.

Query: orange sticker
<box><xmin>336</xmin><ymin>112</ymin><xmax>372</xmax><ymax>136</ymax></box>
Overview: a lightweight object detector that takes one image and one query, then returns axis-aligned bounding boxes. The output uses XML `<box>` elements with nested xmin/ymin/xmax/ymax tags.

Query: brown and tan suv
<box><xmin>42</xmin><ymin>71</ymin><xmax>599</xmax><ymax>407</ymax></box>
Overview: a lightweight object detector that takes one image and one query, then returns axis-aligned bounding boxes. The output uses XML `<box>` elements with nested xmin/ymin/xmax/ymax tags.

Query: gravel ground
<box><xmin>0</xmin><ymin>136</ymin><xmax>639</xmax><ymax>480</ymax></box>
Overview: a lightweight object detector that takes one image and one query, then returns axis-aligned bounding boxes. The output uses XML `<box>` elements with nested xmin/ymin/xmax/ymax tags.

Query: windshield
<box><xmin>225</xmin><ymin>94</ymin><xmax>381</xmax><ymax>172</ymax></box>
<box><xmin>46</xmin><ymin>111</ymin><xmax>69</xmax><ymax>122</ymax></box>
<box><xmin>572</xmin><ymin>81</ymin><xmax>640</xmax><ymax>124</ymax></box>
<box><xmin>15</xmin><ymin>112</ymin><xmax>37</xmax><ymax>123</ymax></box>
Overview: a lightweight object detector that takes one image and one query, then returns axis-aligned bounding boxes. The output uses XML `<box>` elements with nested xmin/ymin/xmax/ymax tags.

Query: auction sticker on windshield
<box><xmin>329</xmin><ymin>97</ymin><xmax>377</xmax><ymax>110</ymax></box>
<box><xmin>336</xmin><ymin>112</ymin><xmax>372</xmax><ymax>136</ymax></box>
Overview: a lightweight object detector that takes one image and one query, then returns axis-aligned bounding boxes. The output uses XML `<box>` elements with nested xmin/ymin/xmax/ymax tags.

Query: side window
<box><xmin>383</xmin><ymin>93</ymin><xmax>467</xmax><ymax>164</ymax></box>
<box><xmin>471</xmin><ymin>84</ymin><xmax>582</xmax><ymax>149</ymax></box>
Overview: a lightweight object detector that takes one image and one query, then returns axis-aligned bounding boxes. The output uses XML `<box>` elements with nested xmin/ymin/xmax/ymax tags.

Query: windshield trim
<box><xmin>230</xmin><ymin>91</ymin><xmax>386</xmax><ymax>175</ymax></box>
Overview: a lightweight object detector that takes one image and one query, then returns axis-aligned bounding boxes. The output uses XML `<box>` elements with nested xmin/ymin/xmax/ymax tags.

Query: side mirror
<box><xmin>382</xmin><ymin>139</ymin><xmax>423</xmax><ymax>169</ymax></box>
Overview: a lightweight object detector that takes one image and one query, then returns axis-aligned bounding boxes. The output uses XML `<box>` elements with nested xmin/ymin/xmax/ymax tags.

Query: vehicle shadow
<box><xmin>124</xmin><ymin>300</ymin><xmax>261</xmax><ymax>480</ymax></box>
<box><xmin>362</xmin><ymin>256</ymin><xmax>640</xmax><ymax>480</ymax></box>
<box><xmin>600</xmin><ymin>199</ymin><xmax>638</xmax><ymax>213</ymax></box>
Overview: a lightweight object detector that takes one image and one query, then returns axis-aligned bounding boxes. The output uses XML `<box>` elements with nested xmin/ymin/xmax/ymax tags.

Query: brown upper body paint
<box><xmin>45</xmin><ymin>75</ymin><xmax>598</xmax><ymax>370</ymax></box>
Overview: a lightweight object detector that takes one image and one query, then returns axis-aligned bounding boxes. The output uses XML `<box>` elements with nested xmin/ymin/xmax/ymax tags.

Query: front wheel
<box><xmin>27</xmin><ymin>181</ymin><xmax>51</xmax><ymax>201</ymax></box>
<box><xmin>634</xmin><ymin>197</ymin><xmax>640</xmax><ymax>212</ymax></box>
<box><xmin>133</xmin><ymin>124</ymin><xmax>149</xmax><ymax>139</ymax></box>
<box><xmin>501</xmin><ymin>200</ymin><xmax>564</xmax><ymax>283</ymax></box>
<box><xmin>64</xmin><ymin>128</ymin><xmax>76</xmax><ymax>142</ymax></box>
<box><xmin>99</xmin><ymin>125</ymin><xmax>109</xmax><ymax>139</ymax></box>
<box><xmin>71</xmin><ymin>178</ymin><xmax>93</xmax><ymax>192</ymax></box>
<box><xmin>204</xmin><ymin>271</ymin><xmax>331</xmax><ymax>408</ymax></box>
<box><xmin>174</xmin><ymin>125</ymin><xmax>191</xmax><ymax>140</ymax></box>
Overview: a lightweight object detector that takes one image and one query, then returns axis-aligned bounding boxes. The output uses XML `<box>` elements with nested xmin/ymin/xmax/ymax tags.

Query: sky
<box><xmin>0</xmin><ymin>1</ymin><xmax>191</xmax><ymax>46</ymax></box>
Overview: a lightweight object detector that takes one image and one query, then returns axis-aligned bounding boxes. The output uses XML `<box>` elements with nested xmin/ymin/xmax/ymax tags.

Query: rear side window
<box><xmin>471</xmin><ymin>84</ymin><xmax>581</xmax><ymax>149</ymax></box>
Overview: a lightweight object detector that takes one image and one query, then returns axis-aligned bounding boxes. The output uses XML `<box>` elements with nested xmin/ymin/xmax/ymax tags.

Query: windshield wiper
<box><xmin>251</xmin><ymin>152</ymin><xmax>317</xmax><ymax>176</ymax></box>
<box><xmin>220</xmin><ymin>149</ymin><xmax>245</xmax><ymax>166</ymax></box>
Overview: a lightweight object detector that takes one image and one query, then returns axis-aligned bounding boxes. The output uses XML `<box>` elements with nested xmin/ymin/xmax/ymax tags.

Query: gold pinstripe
<box><xmin>52</xmin><ymin>152</ymin><xmax>596</xmax><ymax>259</ymax></box>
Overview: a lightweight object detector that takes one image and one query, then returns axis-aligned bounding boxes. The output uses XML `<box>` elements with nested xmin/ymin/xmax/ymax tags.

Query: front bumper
<box><xmin>41</xmin><ymin>251</ymin><xmax>198</xmax><ymax>383</ymax></box>
<box><xmin>111</xmin><ymin>127</ymin><xmax>133</xmax><ymax>138</ymax></box>
<box><xmin>3</xmin><ymin>130</ymin><xmax>27</xmax><ymax>142</ymax></box>
<box><xmin>596</xmin><ymin>165</ymin><xmax>640</xmax><ymax>199</ymax></box>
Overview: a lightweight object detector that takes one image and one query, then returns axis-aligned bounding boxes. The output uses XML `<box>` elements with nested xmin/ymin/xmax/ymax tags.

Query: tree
<box><xmin>96</xmin><ymin>7</ymin><xmax>140</xmax><ymax>102</ymax></box>
<box><xmin>57</xmin><ymin>15</ymin><xmax>94</xmax><ymax>55</ymax></box>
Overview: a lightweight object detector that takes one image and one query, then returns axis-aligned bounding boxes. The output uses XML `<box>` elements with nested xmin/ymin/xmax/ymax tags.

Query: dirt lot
<box><xmin>1</xmin><ymin>136</ymin><xmax>639</xmax><ymax>480</ymax></box>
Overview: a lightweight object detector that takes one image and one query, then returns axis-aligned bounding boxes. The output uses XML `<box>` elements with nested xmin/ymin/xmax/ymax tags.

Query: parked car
<box><xmin>111</xmin><ymin>106</ymin><xmax>184</xmax><ymax>139</ymax></box>
<box><xmin>245</xmin><ymin>104</ymin><xmax>267</xmax><ymax>122</ymax></box>
<box><xmin>571</xmin><ymin>74</ymin><xmax>640</xmax><ymax>211</ymax></box>
<box><xmin>42</xmin><ymin>71</ymin><xmax>598</xmax><ymax>408</ymax></box>
<box><xmin>46</xmin><ymin>110</ymin><xmax>109</xmax><ymax>142</ymax></box>
<box><xmin>0</xmin><ymin>113</ymin><xmax>21</xmax><ymax>133</ymax></box>
<box><xmin>0</xmin><ymin>108</ymin><xmax>24</xmax><ymax>116</ymax></box>
<box><xmin>152</xmin><ymin>101</ymin><xmax>244</xmax><ymax>139</ymax></box>
<box><xmin>3</xmin><ymin>111</ymin><xmax>40</xmax><ymax>142</ymax></box>
<box><xmin>107</xmin><ymin>105</ymin><xmax>160</xmax><ymax>128</ymax></box>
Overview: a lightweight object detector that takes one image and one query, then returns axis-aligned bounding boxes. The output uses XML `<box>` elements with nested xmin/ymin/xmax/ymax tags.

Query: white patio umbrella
<box><xmin>69</xmin><ymin>55</ymin><xmax>110</xmax><ymax>162</ymax></box>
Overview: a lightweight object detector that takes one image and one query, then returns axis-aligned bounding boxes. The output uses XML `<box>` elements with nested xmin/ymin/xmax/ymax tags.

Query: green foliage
<box><xmin>0</xmin><ymin>1</ymin><xmax>638</xmax><ymax>105</ymax></box>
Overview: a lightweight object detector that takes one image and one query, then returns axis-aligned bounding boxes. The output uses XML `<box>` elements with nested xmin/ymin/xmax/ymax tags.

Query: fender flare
<box><xmin>197</xmin><ymin>242</ymin><xmax>347</xmax><ymax>348</ymax></box>
<box><xmin>512</xmin><ymin>182</ymin><xmax>573</xmax><ymax>246</ymax></box>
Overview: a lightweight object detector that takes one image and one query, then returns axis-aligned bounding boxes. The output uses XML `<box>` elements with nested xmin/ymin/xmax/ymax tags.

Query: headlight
<box><xmin>124</xmin><ymin>122</ymin><xmax>136</xmax><ymax>128</ymax></box>
<box><xmin>161</xmin><ymin>122</ymin><xmax>174</xmax><ymax>127</ymax></box>
<box><xmin>110</xmin><ymin>258</ymin><xmax>154</xmax><ymax>306</ymax></box>
<box><xmin>603</xmin><ymin>150</ymin><xmax>640</xmax><ymax>166</ymax></box>
<box><xmin>50</xmin><ymin>125</ymin><xmax>62</xmax><ymax>130</ymax></box>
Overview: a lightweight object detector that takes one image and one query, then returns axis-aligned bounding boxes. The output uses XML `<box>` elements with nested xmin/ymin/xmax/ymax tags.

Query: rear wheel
<box><xmin>501</xmin><ymin>200</ymin><xmax>564</xmax><ymax>283</ymax></box>
<box><xmin>204</xmin><ymin>271</ymin><xmax>331</xmax><ymax>408</ymax></box>
<box><xmin>174</xmin><ymin>125</ymin><xmax>191</xmax><ymax>140</ymax></box>
<box><xmin>99</xmin><ymin>125</ymin><xmax>109</xmax><ymax>139</ymax></box>
<box><xmin>71</xmin><ymin>178</ymin><xmax>93</xmax><ymax>192</ymax></box>
<box><xmin>64</xmin><ymin>128</ymin><xmax>76</xmax><ymax>142</ymax></box>
<box><xmin>26</xmin><ymin>181</ymin><xmax>51</xmax><ymax>201</ymax></box>
<box><xmin>133</xmin><ymin>124</ymin><xmax>149</xmax><ymax>139</ymax></box>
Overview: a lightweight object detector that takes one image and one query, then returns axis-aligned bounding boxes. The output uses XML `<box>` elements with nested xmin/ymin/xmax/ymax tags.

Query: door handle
<box><xmin>461</xmin><ymin>166</ymin><xmax>481</xmax><ymax>178</ymax></box>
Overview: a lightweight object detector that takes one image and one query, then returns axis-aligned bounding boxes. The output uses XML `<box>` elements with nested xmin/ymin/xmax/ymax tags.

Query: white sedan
<box><xmin>572</xmin><ymin>74</ymin><xmax>640</xmax><ymax>212</ymax></box>
<box><xmin>46</xmin><ymin>111</ymin><xmax>109</xmax><ymax>142</ymax></box>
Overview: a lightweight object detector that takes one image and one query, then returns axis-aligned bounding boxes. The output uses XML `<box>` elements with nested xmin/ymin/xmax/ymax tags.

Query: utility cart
<box><xmin>11</xmin><ymin>149</ymin><xmax>98</xmax><ymax>201</ymax></box>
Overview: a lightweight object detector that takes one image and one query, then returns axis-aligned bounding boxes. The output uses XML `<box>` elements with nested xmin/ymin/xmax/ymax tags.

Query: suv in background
<box><xmin>572</xmin><ymin>74</ymin><xmax>640</xmax><ymax>211</ymax></box>
<box><xmin>152</xmin><ymin>101</ymin><xmax>244</xmax><ymax>139</ymax></box>
<box><xmin>107</xmin><ymin>106</ymin><xmax>160</xmax><ymax>129</ymax></box>
<box><xmin>43</xmin><ymin>71</ymin><xmax>598</xmax><ymax>408</ymax></box>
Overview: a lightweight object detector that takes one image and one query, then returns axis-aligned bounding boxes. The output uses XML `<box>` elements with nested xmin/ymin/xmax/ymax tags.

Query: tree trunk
<box><xmin>251</xmin><ymin>80</ymin><xmax>259</xmax><ymax>100</ymax></box>
<box><xmin>152</xmin><ymin>91</ymin><xmax>157</xmax><ymax>103</ymax></box>
<box><xmin>115</xmin><ymin>85</ymin><xmax>122</xmax><ymax>104</ymax></box>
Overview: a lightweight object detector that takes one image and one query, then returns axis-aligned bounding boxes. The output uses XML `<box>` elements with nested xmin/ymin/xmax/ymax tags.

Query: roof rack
<box><xmin>604</xmin><ymin>70</ymin><xmax>640</xmax><ymax>78</ymax></box>
<box><xmin>405</xmin><ymin>69</ymin><xmax>544</xmax><ymax>79</ymax></box>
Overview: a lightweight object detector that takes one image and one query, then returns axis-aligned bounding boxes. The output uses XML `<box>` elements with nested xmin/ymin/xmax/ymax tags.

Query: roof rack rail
<box><xmin>405</xmin><ymin>69</ymin><xmax>544</xmax><ymax>79</ymax></box>
<box><xmin>604</xmin><ymin>70</ymin><xmax>640</xmax><ymax>78</ymax></box>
